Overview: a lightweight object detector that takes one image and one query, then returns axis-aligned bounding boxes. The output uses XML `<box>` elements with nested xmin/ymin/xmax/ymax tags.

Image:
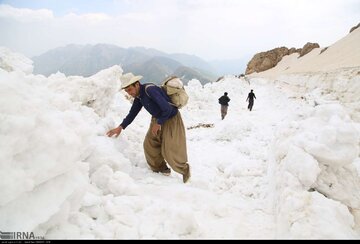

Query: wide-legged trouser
<box><xmin>143</xmin><ymin>111</ymin><xmax>190</xmax><ymax>176</ymax></box>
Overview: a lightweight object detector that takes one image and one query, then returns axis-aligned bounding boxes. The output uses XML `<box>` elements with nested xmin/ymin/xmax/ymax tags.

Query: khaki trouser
<box><xmin>221</xmin><ymin>105</ymin><xmax>228</xmax><ymax>119</ymax></box>
<box><xmin>143</xmin><ymin>111</ymin><xmax>189</xmax><ymax>175</ymax></box>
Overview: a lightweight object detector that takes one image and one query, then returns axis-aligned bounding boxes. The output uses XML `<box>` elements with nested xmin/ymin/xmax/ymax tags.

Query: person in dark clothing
<box><xmin>218</xmin><ymin>92</ymin><xmax>230</xmax><ymax>120</ymax></box>
<box><xmin>106</xmin><ymin>73</ymin><xmax>191</xmax><ymax>183</ymax></box>
<box><xmin>246</xmin><ymin>89</ymin><xmax>256</xmax><ymax>111</ymax></box>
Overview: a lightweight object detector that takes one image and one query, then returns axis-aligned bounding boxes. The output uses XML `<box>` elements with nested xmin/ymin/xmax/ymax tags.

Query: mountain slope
<box><xmin>32</xmin><ymin>44</ymin><xmax>85</xmax><ymax>76</ymax></box>
<box><xmin>124</xmin><ymin>56</ymin><xmax>182</xmax><ymax>83</ymax></box>
<box><xmin>173</xmin><ymin>66</ymin><xmax>213</xmax><ymax>85</ymax></box>
<box><xmin>251</xmin><ymin>27</ymin><xmax>360</xmax><ymax>77</ymax></box>
<box><xmin>170</xmin><ymin>53</ymin><xmax>217</xmax><ymax>74</ymax></box>
<box><xmin>32</xmin><ymin>44</ymin><xmax>218</xmax><ymax>84</ymax></box>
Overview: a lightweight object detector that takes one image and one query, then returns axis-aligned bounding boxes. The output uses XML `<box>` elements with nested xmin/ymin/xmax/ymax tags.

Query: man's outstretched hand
<box><xmin>106</xmin><ymin>126</ymin><xmax>122</xmax><ymax>138</ymax></box>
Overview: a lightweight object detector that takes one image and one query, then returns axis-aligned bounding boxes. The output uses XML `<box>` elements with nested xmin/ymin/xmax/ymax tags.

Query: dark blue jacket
<box><xmin>120</xmin><ymin>83</ymin><xmax>178</xmax><ymax>129</ymax></box>
<box><xmin>218</xmin><ymin>95</ymin><xmax>230</xmax><ymax>106</ymax></box>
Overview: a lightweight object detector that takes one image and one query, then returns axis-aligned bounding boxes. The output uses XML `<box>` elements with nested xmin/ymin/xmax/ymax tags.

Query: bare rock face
<box><xmin>299</xmin><ymin>42</ymin><xmax>320</xmax><ymax>57</ymax></box>
<box><xmin>245</xmin><ymin>43</ymin><xmax>319</xmax><ymax>75</ymax></box>
<box><xmin>350</xmin><ymin>23</ymin><xmax>360</xmax><ymax>33</ymax></box>
<box><xmin>289</xmin><ymin>48</ymin><xmax>301</xmax><ymax>54</ymax></box>
<box><xmin>245</xmin><ymin>47</ymin><xmax>290</xmax><ymax>74</ymax></box>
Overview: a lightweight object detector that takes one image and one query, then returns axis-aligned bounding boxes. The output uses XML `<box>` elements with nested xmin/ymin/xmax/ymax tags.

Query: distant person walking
<box><xmin>218</xmin><ymin>92</ymin><xmax>230</xmax><ymax>120</ymax></box>
<box><xmin>246</xmin><ymin>89</ymin><xmax>256</xmax><ymax>111</ymax></box>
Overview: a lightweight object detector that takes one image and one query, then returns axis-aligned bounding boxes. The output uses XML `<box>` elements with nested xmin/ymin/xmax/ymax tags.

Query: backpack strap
<box><xmin>145</xmin><ymin>83</ymin><xmax>177</xmax><ymax>108</ymax></box>
<box><xmin>144</xmin><ymin>83</ymin><xmax>157</xmax><ymax>98</ymax></box>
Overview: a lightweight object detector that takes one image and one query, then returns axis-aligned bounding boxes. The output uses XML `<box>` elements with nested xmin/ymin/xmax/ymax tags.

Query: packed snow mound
<box><xmin>47</xmin><ymin>66</ymin><xmax>123</xmax><ymax>117</ymax></box>
<box><xmin>271</xmin><ymin>103</ymin><xmax>360</xmax><ymax>238</ymax></box>
<box><xmin>0</xmin><ymin>47</ymin><xmax>33</xmax><ymax>74</ymax></box>
<box><xmin>1</xmin><ymin>47</ymin><xmax>360</xmax><ymax>239</ymax></box>
<box><xmin>0</xmin><ymin>48</ymin><xmax>129</xmax><ymax>234</ymax></box>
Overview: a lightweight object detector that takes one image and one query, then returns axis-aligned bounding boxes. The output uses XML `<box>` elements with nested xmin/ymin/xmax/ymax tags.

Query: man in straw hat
<box><xmin>106</xmin><ymin>73</ymin><xmax>191</xmax><ymax>183</ymax></box>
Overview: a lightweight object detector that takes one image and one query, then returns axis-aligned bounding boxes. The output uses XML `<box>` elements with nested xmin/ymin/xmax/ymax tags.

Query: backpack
<box><xmin>145</xmin><ymin>76</ymin><xmax>189</xmax><ymax>109</ymax></box>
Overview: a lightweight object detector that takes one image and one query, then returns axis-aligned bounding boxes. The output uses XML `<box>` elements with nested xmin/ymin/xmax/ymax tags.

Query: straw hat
<box><xmin>120</xmin><ymin>73</ymin><xmax>143</xmax><ymax>89</ymax></box>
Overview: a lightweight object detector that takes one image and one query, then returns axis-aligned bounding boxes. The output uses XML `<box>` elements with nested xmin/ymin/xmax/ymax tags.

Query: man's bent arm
<box><xmin>120</xmin><ymin>98</ymin><xmax>143</xmax><ymax>129</ymax></box>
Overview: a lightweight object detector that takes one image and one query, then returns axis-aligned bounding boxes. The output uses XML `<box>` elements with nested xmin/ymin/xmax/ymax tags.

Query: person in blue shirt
<box><xmin>106</xmin><ymin>74</ymin><xmax>191</xmax><ymax>183</ymax></box>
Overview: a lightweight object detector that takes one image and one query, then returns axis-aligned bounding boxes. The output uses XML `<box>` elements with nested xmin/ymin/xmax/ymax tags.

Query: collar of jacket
<box><xmin>137</xmin><ymin>83</ymin><xmax>146</xmax><ymax>99</ymax></box>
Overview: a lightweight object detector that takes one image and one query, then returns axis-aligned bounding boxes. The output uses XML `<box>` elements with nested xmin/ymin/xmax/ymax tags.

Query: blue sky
<box><xmin>0</xmin><ymin>0</ymin><xmax>130</xmax><ymax>16</ymax></box>
<box><xmin>0</xmin><ymin>0</ymin><xmax>359</xmax><ymax>61</ymax></box>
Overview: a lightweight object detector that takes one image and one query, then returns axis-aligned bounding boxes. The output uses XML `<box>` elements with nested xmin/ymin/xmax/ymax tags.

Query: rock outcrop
<box><xmin>299</xmin><ymin>42</ymin><xmax>320</xmax><ymax>57</ymax></box>
<box><xmin>245</xmin><ymin>43</ymin><xmax>319</xmax><ymax>75</ymax></box>
<box><xmin>350</xmin><ymin>23</ymin><xmax>360</xmax><ymax>33</ymax></box>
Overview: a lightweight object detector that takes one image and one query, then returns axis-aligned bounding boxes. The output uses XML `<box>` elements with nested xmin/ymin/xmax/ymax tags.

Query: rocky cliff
<box><xmin>245</xmin><ymin>43</ymin><xmax>319</xmax><ymax>75</ymax></box>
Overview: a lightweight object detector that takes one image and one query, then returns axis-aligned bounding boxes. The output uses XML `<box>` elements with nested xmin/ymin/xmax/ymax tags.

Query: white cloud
<box><xmin>0</xmin><ymin>0</ymin><xmax>359</xmax><ymax>60</ymax></box>
<box><xmin>69</xmin><ymin>13</ymin><xmax>111</xmax><ymax>22</ymax></box>
<box><xmin>0</xmin><ymin>4</ymin><xmax>53</xmax><ymax>22</ymax></box>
